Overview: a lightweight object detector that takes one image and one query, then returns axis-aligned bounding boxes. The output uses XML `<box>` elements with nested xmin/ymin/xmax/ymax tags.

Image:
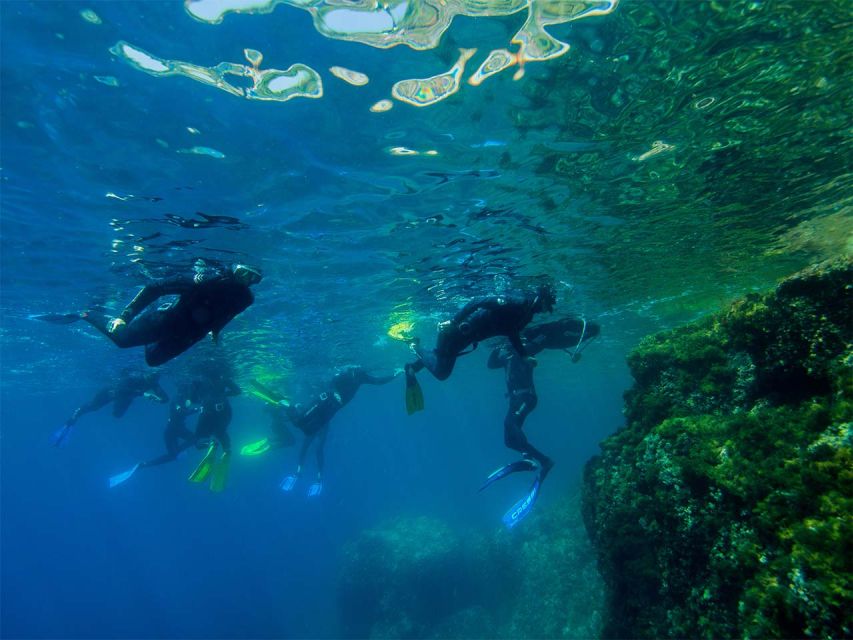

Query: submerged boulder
<box><xmin>338</xmin><ymin>495</ymin><xmax>603</xmax><ymax>639</ymax></box>
<box><xmin>337</xmin><ymin>516</ymin><xmax>507</xmax><ymax>639</ymax></box>
<box><xmin>583</xmin><ymin>258</ymin><xmax>852</xmax><ymax>638</ymax></box>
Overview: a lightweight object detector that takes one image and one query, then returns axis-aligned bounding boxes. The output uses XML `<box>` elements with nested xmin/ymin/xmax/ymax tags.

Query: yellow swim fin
<box><xmin>240</xmin><ymin>437</ymin><xmax>271</xmax><ymax>457</ymax></box>
<box><xmin>209</xmin><ymin>452</ymin><xmax>231</xmax><ymax>493</ymax></box>
<box><xmin>405</xmin><ymin>371</ymin><xmax>424</xmax><ymax>415</ymax></box>
<box><xmin>189</xmin><ymin>441</ymin><xmax>217</xmax><ymax>483</ymax></box>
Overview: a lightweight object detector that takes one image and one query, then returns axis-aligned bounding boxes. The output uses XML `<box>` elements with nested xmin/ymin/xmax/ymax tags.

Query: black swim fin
<box><xmin>30</xmin><ymin>312</ymin><xmax>83</xmax><ymax>325</ymax></box>
<box><xmin>405</xmin><ymin>370</ymin><xmax>424</xmax><ymax>415</ymax></box>
<box><xmin>478</xmin><ymin>458</ymin><xmax>539</xmax><ymax>492</ymax></box>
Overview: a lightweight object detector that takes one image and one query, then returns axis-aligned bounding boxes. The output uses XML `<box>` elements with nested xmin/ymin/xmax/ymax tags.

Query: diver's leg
<box><xmin>82</xmin><ymin>310</ymin><xmax>161</xmax><ymax>348</ymax></box>
<box><xmin>504</xmin><ymin>393</ymin><xmax>550</xmax><ymax>469</ymax></box>
<box><xmin>413</xmin><ymin>346</ymin><xmax>456</xmax><ymax>381</ymax></box>
<box><xmin>195</xmin><ymin>412</ymin><xmax>214</xmax><ymax>445</ymax></box>
<box><xmin>297</xmin><ymin>432</ymin><xmax>316</xmax><ymax>476</ymax></box>
<box><xmin>503</xmin><ymin>396</ymin><xmax>528</xmax><ymax>454</ymax></box>
<box><xmin>112</xmin><ymin>395</ymin><xmax>134</xmax><ymax>418</ymax></box>
<box><xmin>315</xmin><ymin>424</ymin><xmax>329</xmax><ymax>480</ymax></box>
<box><xmin>70</xmin><ymin>388</ymin><xmax>114</xmax><ymax>424</ymax></box>
<box><xmin>214</xmin><ymin>407</ymin><xmax>232</xmax><ymax>454</ymax></box>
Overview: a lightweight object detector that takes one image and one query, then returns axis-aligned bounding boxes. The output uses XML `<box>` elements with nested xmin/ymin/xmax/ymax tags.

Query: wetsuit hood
<box><xmin>532</xmin><ymin>284</ymin><xmax>556</xmax><ymax>313</ymax></box>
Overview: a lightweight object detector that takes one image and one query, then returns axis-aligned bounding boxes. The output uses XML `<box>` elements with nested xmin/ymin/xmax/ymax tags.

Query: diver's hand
<box><xmin>107</xmin><ymin>317</ymin><xmax>126</xmax><ymax>333</ymax></box>
<box><xmin>393</xmin><ymin>368</ymin><xmax>405</xmax><ymax>378</ymax></box>
<box><xmin>526</xmin><ymin>356</ymin><xmax>538</xmax><ymax>368</ymax></box>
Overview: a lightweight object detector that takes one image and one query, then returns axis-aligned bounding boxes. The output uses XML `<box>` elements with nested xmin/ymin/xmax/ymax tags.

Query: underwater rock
<box><xmin>583</xmin><ymin>258</ymin><xmax>853</xmax><ymax>638</ymax></box>
<box><xmin>338</xmin><ymin>496</ymin><xmax>603</xmax><ymax>639</ymax></box>
<box><xmin>337</xmin><ymin>516</ymin><xmax>504</xmax><ymax>639</ymax></box>
<box><xmin>496</xmin><ymin>494</ymin><xmax>604</xmax><ymax>639</ymax></box>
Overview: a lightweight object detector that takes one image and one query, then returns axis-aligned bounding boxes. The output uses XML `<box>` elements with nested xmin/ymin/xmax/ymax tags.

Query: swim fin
<box><xmin>280</xmin><ymin>474</ymin><xmax>297</xmax><ymax>492</ymax></box>
<box><xmin>209</xmin><ymin>452</ymin><xmax>231</xmax><ymax>493</ymax></box>
<box><xmin>478</xmin><ymin>458</ymin><xmax>540</xmax><ymax>493</ymax></box>
<box><xmin>49</xmin><ymin>423</ymin><xmax>75</xmax><ymax>448</ymax></box>
<box><xmin>29</xmin><ymin>312</ymin><xmax>83</xmax><ymax>325</ymax></box>
<box><xmin>189</xmin><ymin>441</ymin><xmax>217</xmax><ymax>483</ymax></box>
<box><xmin>405</xmin><ymin>370</ymin><xmax>424</xmax><ymax>415</ymax></box>
<box><xmin>250</xmin><ymin>379</ymin><xmax>285</xmax><ymax>403</ymax></box>
<box><xmin>240</xmin><ymin>438</ymin><xmax>271</xmax><ymax>456</ymax></box>
<box><xmin>307</xmin><ymin>481</ymin><xmax>323</xmax><ymax>498</ymax></box>
<box><xmin>109</xmin><ymin>464</ymin><xmax>140</xmax><ymax>488</ymax></box>
<box><xmin>502</xmin><ymin>477</ymin><xmax>541</xmax><ymax>529</ymax></box>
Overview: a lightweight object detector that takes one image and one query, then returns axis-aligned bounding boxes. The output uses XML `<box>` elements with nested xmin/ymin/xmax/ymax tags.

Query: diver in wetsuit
<box><xmin>140</xmin><ymin>380</ymin><xmax>203</xmax><ymax>468</ymax></box>
<box><xmin>186</xmin><ymin>368</ymin><xmax>242</xmax><ymax>492</ymax></box>
<box><xmin>51</xmin><ymin>369</ymin><xmax>168</xmax><ymax>447</ymax></box>
<box><xmin>280</xmin><ymin>366</ymin><xmax>398</xmax><ymax>497</ymax></box>
<box><xmin>107</xmin><ymin>380</ymin><xmax>205</xmax><ymax>487</ymax></box>
<box><xmin>37</xmin><ymin>263</ymin><xmax>261</xmax><ymax>367</ymax></box>
<box><xmin>194</xmin><ymin>372</ymin><xmax>241</xmax><ymax>455</ymax></box>
<box><xmin>480</xmin><ymin>316</ymin><xmax>601</xmax><ymax>528</ymax></box>
<box><xmin>403</xmin><ymin>283</ymin><xmax>556</xmax><ymax>413</ymax></box>
<box><xmin>487</xmin><ymin>317</ymin><xmax>601</xmax><ymax>473</ymax></box>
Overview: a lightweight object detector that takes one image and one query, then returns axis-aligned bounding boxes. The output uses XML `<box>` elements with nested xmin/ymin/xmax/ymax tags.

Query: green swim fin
<box><xmin>209</xmin><ymin>452</ymin><xmax>231</xmax><ymax>493</ymax></box>
<box><xmin>189</xmin><ymin>441</ymin><xmax>217</xmax><ymax>483</ymax></box>
<box><xmin>250</xmin><ymin>379</ymin><xmax>285</xmax><ymax>403</ymax></box>
<box><xmin>240</xmin><ymin>437</ymin><xmax>271</xmax><ymax>457</ymax></box>
<box><xmin>405</xmin><ymin>371</ymin><xmax>424</xmax><ymax>415</ymax></box>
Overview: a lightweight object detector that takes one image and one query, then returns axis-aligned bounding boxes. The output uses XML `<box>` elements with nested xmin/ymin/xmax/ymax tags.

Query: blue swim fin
<box><xmin>280</xmin><ymin>474</ymin><xmax>297</xmax><ymax>492</ymax></box>
<box><xmin>478</xmin><ymin>458</ymin><xmax>539</xmax><ymax>493</ymax></box>
<box><xmin>307</xmin><ymin>481</ymin><xmax>323</xmax><ymax>498</ymax></box>
<box><xmin>502</xmin><ymin>477</ymin><xmax>541</xmax><ymax>529</ymax></box>
<box><xmin>49</xmin><ymin>423</ymin><xmax>75</xmax><ymax>448</ymax></box>
<box><xmin>109</xmin><ymin>464</ymin><xmax>140</xmax><ymax>488</ymax></box>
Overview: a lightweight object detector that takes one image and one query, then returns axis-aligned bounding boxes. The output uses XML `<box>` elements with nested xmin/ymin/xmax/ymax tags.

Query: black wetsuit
<box><xmin>68</xmin><ymin>373</ymin><xmax>168</xmax><ymax>425</ymax></box>
<box><xmin>194</xmin><ymin>375</ymin><xmax>240</xmax><ymax>453</ymax></box>
<box><xmin>408</xmin><ymin>292</ymin><xmax>547</xmax><ymax>381</ymax></box>
<box><xmin>288</xmin><ymin>366</ymin><xmax>395</xmax><ymax>478</ymax></box>
<box><xmin>487</xmin><ymin>316</ymin><xmax>601</xmax><ymax>468</ymax></box>
<box><xmin>83</xmin><ymin>270</ymin><xmax>255</xmax><ymax>367</ymax></box>
<box><xmin>141</xmin><ymin>386</ymin><xmax>201</xmax><ymax>467</ymax></box>
<box><xmin>487</xmin><ymin>345</ymin><xmax>549</xmax><ymax>467</ymax></box>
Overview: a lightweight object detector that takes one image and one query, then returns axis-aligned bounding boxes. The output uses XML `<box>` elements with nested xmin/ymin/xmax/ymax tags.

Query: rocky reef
<box><xmin>583</xmin><ymin>258</ymin><xmax>852</xmax><ymax>638</ymax></box>
<box><xmin>337</xmin><ymin>495</ymin><xmax>603</xmax><ymax>639</ymax></box>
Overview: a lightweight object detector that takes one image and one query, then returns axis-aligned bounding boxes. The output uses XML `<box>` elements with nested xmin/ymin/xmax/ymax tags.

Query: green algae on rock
<box><xmin>582</xmin><ymin>258</ymin><xmax>852</xmax><ymax>638</ymax></box>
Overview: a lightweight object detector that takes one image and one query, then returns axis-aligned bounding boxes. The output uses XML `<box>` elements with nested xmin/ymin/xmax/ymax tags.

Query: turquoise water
<box><xmin>1</xmin><ymin>0</ymin><xmax>849</xmax><ymax>638</ymax></box>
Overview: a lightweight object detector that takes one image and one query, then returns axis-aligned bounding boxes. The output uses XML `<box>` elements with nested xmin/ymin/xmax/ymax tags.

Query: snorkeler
<box><xmin>187</xmin><ymin>367</ymin><xmax>241</xmax><ymax>492</ymax></box>
<box><xmin>108</xmin><ymin>380</ymin><xmax>204</xmax><ymax>488</ymax></box>
<box><xmin>51</xmin><ymin>369</ymin><xmax>168</xmax><ymax>448</ymax></box>
<box><xmin>279</xmin><ymin>366</ymin><xmax>398</xmax><ymax>497</ymax></box>
<box><xmin>403</xmin><ymin>283</ymin><xmax>557</xmax><ymax>414</ymax></box>
<box><xmin>480</xmin><ymin>316</ymin><xmax>600</xmax><ymax>527</ymax></box>
<box><xmin>34</xmin><ymin>263</ymin><xmax>262</xmax><ymax>367</ymax></box>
